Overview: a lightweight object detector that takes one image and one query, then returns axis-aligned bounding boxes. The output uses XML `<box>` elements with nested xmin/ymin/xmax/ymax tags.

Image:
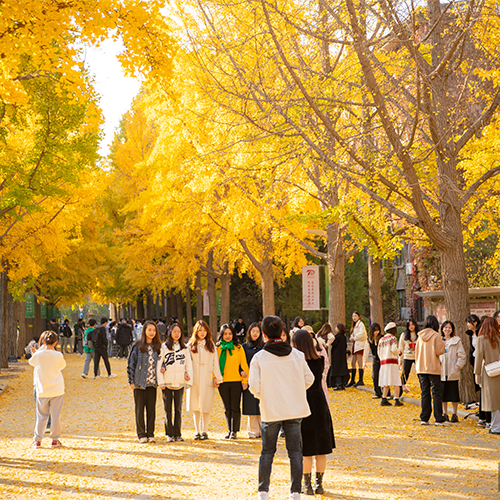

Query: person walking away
<box><xmin>415</xmin><ymin>315</ymin><xmax>447</xmax><ymax>425</ymax></box>
<box><xmin>29</xmin><ymin>331</ymin><xmax>66</xmax><ymax>448</ymax></box>
<box><xmin>243</xmin><ymin>322</ymin><xmax>264</xmax><ymax>438</ymax></box>
<box><xmin>378</xmin><ymin>322</ymin><xmax>404</xmax><ymax>407</ymax></box>
<box><xmin>346</xmin><ymin>312</ymin><xmax>367</xmax><ymax>387</ymax></box>
<box><xmin>128</xmin><ymin>320</ymin><xmax>161</xmax><ymax>443</ymax></box>
<box><xmin>74</xmin><ymin>318</ymin><xmax>85</xmax><ymax>355</ymax></box>
<box><xmin>249</xmin><ymin>316</ymin><xmax>314</xmax><ymax>500</ymax></box>
<box><xmin>439</xmin><ymin>321</ymin><xmax>466</xmax><ymax>422</ymax></box>
<box><xmin>116</xmin><ymin>319</ymin><xmax>134</xmax><ymax>359</ymax></box>
<box><xmin>316</xmin><ymin>324</ymin><xmax>335</xmax><ymax>388</ymax></box>
<box><xmin>82</xmin><ymin>319</ymin><xmax>100</xmax><ymax>378</ymax></box>
<box><xmin>59</xmin><ymin>319</ymin><xmax>72</xmax><ymax>355</ymax></box>
<box><xmin>474</xmin><ymin>317</ymin><xmax>500</xmax><ymax>435</ymax></box>
<box><xmin>158</xmin><ymin>322</ymin><xmax>193</xmax><ymax>442</ymax></box>
<box><xmin>217</xmin><ymin>324</ymin><xmax>249</xmax><ymax>439</ymax></box>
<box><xmin>186</xmin><ymin>320</ymin><xmax>223</xmax><ymax>440</ymax></box>
<box><xmin>93</xmin><ymin>318</ymin><xmax>116</xmax><ymax>379</ymax></box>
<box><xmin>399</xmin><ymin>318</ymin><xmax>419</xmax><ymax>393</ymax></box>
<box><xmin>368</xmin><ymin>323</ymin><xmax>383</xmax><ymax>398</ymax></box>
<box><xmin>291</xmin><ymin>329</ymin><xmax>335</xmax><ymax>496</ymax></box>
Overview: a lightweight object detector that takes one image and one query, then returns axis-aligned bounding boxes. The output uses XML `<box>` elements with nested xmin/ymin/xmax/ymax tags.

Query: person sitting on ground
<box><xmin>378</xmin><ymin>322</ymin><xmax>404</xmax><ymax>407</ymax></box>
<box><xmin>249</xmin><ymin>315</ymin><xmax>314</xmax><ymax>500</ymax></box>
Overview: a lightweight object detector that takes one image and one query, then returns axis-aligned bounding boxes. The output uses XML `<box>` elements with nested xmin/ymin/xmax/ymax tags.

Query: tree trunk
<box><xmin>176</xmin><ymin>293</ymin><xmax>184</xmax><ymax>327</ymax></box>
<box><xmin>161</xmin><ymin>290</ymin><xmax>166</xmax><ymax>318</ymax></box>
<box><xmin>207</xmin><ymin>252</ymin><xmax>218</xmax><ymax>337</ymax></box>
<box><xmin>146</xmin><ymin>291</ymin><xmax>154</xmax><ymax>319</ymax></box>
<box><xmin>109</xmin><ymin>302</ymin><xmax>118</xmax><ymax>322</ymax></box>
<box><xmin>0</xmin><ymin>272</ymin><xmax>9</xmax><ymax>369</ymax></box>
<box><xmin>260</xmin><ymin>258</ymin><xmax>275</xmax><ymax>317</ymax></box>
<box><xmin>439</xmin><ymin>240</ymin><xmax>475</xmax><ymax>403</ymax></box>
<box><xmin>185</xmin><ymin>282</ymin><xmax>193</xmax><ymax>334</ymax></box>
<box><xmin>368</xmin><ymin>255</ymin><xmax>384</xmax><ymax>327</ymax></box>
<box><xmin>8</xmin><ymin>293</ymin><xmax>16</xmax><ymax>359</ymax></box>
<box><xmin>220</xmin><ymin>263</ymin><xmax>230</xmax><ymax>325</ymax></box>
<box><xmin>325</xmin><ymin>222</ymin><xmax>346</xmax><ymax>326</ymax></box>
<box><xmin>136</xmin><ymin>294</ymin><xmax>145</xmax><ymax>320</ymax></box>
<box><xmin>196</xmin><ymin>271</ymin><xmax>203</xmax><ymax>321</ymax></box>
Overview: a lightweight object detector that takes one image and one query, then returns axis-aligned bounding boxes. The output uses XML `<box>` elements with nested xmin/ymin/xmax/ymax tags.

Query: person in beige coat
<box><xmin>415</xmin><ymin>316</ymin><xmax>447</xmax><ymax>425</ymax></box>
<box><xmin>186</xmin><ymin>320</ymin><xmax>223</xmax><ymax>440</ymax></box>
<box><xmin>474</xmin><ymin>317</ymin><xmax>500</xmax><ymax>435</ymax></box>
<box><xmin>439</xmin><ymin>321</ymin><xmax>466</xmax><ymax>423</ymax></box>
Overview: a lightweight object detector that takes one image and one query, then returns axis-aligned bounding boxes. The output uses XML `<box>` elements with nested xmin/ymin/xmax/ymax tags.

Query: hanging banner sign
<box><xmin>203</xmin><ymin>290</ymin><xmax>210</xmax><ymax>316</ymax></box>
<box><xmin>25</xmin><ymin>292</ymin><xmax>35</xmax><ymax>319</ymax></box>
<box><xmin>302</xmin><ymin>265</ymin><xmax>320</xmax><ymax>310</ymax></box>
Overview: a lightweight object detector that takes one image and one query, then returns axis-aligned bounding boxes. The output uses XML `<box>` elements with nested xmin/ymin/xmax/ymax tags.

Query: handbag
<box><xmin>485</xmin><ymin>360</ymin><xmax>500</xmax><ymax>377</ymax></box>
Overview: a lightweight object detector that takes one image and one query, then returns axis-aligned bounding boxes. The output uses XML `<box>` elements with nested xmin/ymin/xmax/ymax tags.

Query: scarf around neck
<box><xmin>219</xmin><ymin>340</ymin><xmax>234</xmax><ymax>376</ymax></box>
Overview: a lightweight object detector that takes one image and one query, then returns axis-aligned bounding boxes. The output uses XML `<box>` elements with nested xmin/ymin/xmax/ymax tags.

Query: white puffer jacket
<box><xmin>440</xmin><ymin>336</ymin><xmax>466</xmax><ymax>382</ymax></box>
<box><xmin>157</xmin><ymin>342</ymin><xmax>193</xmax><ymax>389</ymax></box>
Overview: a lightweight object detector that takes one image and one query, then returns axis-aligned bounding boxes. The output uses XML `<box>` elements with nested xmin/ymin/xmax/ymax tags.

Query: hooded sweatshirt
<box><xmin>415</xmin><ymin>328</ymin><xmax>445</xmax><ymax>375</ymax></box>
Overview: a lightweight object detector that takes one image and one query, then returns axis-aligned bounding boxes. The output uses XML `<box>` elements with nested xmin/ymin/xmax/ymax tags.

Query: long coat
<box><xmin>330</xmin><ymin>332</ymin><xmax>348</xmax><ymax>378</ymax></box>
<box><xmin>474</xmin><ymin>336</ymin><xmax>500</xmax><ymax>412</ymax></box>
<box><xmin>242</xmin><ymin>342</ymin><xmax>262</xmax><ymax>415</ymax></box>
<box><xmin>186</xmin><ymin>342</ymin><xmax>223</xmax><ymax>413</ymax></box>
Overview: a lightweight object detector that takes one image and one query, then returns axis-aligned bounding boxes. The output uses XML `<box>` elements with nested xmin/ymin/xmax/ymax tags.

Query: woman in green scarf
<box><xmin>217</xmin><ymin>324</ymin><xmax>250</xmax><ymax>439</ymax></box>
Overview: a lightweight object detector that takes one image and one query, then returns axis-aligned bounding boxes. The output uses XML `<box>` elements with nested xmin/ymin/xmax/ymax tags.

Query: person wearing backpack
<box><xmin>82</xmin><ymin>319</ymin><xmax>100</xmax><ymax>378</ymax></box>
<box><xmin>59</xmin><ymin>319</ymin><xmax>72</xmax><ymax>355</ymax></box>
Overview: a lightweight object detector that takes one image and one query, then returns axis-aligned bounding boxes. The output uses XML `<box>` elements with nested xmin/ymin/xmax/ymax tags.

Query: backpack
<box><xmin>61</xmin><ymin>324</ymin><xmax>72</xmax><ymax>338</ymax></box>
<box><xmin>86</xmin><ymin>328</ymin><xmax>95</xmax><ymax>349</ymax></box>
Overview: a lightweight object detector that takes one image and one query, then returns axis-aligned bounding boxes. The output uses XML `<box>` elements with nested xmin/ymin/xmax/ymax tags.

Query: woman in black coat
<box><xmin>242</xmin><ymin>322</ymin><xmax>264</xmax><ymax>438</ymax></box>
<box><xmin>329</xmin><ymin>324</ymin><xmax>349</xmax><ymax>390</ymax></box>
<box><xmin>292</xmin><ymin>329</ymin><xmax>335</xmax><ymax>496</ymax></box>
<box><xmin>368</xmin><ymin>323</ymin><xmax>383</xmax><ymax>398</ymax></box>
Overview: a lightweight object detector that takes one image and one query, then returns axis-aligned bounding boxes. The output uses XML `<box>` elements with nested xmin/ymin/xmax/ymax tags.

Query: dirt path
<box><xmin>0</xmin><ymin>356</ymin><xmax>498</xmax><ymax>499</ymax></box>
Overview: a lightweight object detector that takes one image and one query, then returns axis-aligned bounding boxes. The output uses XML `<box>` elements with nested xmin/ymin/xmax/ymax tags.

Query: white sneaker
<box><xmin>257</xmin><ymin>492</ymin><xmax>269</xmax><ymax>500</ymax></box>
<box><xmin>148</xmin><ymin>437</ymin><xmax>156</xmax><ymax>443</ymax></box>
<box><xmin>289</xmin><ymin>493</ymin><xmax>300</xmax><ymax>500</ymax></box>
<box><xmin>166</xmin><ymin>436</ymin><xmax>174</xmax><ymax>442</ymax></box>
<box><xmin>435</xmin><ymin>421</ymin><xmax>450</xmax><ymax>427</ymax></box>
<box><xmin>81</xmin><ymin>374</ymin><xmax>88</xmax><ymax>379</ymax></box>
<box><xmin>138</xmin><ymin>437</ymin><xmax>148</xmax><ymax>443</ymax></box>
<box><xmin>108</xmin><ymin>374</ymin><xmax>117</xmax><ymax>378</ymax></box>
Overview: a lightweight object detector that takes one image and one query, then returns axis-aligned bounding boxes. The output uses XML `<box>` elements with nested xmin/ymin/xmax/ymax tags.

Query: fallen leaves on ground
<box><xmin>0</xmin><ymin>356</ymin><xmax>497</xmax><ymax>499</ymax></box>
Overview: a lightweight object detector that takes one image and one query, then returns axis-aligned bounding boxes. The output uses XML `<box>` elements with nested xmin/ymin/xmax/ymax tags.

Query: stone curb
<box><xmin>355</xmin><ymin>385</ymin><xmax>477</xmax><ymax>419</ymax></box>
<box><xmin>0</xmin><ymin>383</ymin><xmax>8</xmax><ymax>396</ymax></box>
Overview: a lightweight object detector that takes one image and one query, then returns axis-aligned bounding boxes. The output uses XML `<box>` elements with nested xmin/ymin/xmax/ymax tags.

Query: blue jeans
<box><xmin>259</xmin><ymin>418</ymin><xmax>302</xmax><ymax>493</ymax></box>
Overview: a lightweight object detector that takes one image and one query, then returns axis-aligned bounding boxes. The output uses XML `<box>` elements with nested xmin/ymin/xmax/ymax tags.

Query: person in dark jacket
<box><xmin>128</xmin><ymin>320</ymin><xmax>161</xmax><ymax>443</ymax></box>
<box><xmin>368</xmin><ymin>323</ymin><xmax>383</xmax><ymax>398</ymax></box>
<box><xmin>242</xmin><ymin>322</ymin><xmax>264</xmax><ymax>438</ymax></box>
<box><xmin>329</xmin><ymin>324</ymin><xmax>349</xmax><ymax>390</ymax></box>
<box><xmin>116</xmin><ymin>319</ymin><xmax>134</xmax><ymax>359</ymax></box>
<box><xmin>93</xmin><ymin>318</ymin><xmax>116</xmax><ymax>379</ymax></box>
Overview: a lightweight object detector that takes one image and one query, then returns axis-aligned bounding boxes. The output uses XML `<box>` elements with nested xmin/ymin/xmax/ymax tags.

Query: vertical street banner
<box><xmin>302</xmin><ymin>265</ymin><xmax>320</xmax><ymax>310</ymax></box>
<box><xmin>25</xmin><ymin>292</ymin><xmax>35</xmax><ymax>319</ymax></box>
<box><xmin>203</xmin><ymin>290</ymin><xmax>210</xmax><ymax>316</ymax></box>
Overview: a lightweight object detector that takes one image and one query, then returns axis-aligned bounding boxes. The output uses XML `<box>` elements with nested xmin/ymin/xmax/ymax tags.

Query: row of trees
<box><xmin>93</xmin><ymin>0</ymin><xmax>500</xmax><ymax>403</ymax></box>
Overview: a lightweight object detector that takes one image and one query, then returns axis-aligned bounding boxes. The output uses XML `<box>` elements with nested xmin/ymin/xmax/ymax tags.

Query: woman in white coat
<box><xmin>187</xmin><ymin>320</ymin><xmax>223</xmax><ymax>440</ymax></box>
<box><xmin>440</xmin><ymin>321</ymin><xmax>466</xmax><ymax>422</ymax></box>
<box><xmin>346</xmin><ymin>311</ymin><xmax>367</xmax><ymax>387</ymax></box>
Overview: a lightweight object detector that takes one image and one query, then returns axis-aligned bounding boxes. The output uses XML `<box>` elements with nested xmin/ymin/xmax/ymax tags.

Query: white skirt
<box><xmin>379</xmin><ymin>363</ymin><xmax>401</xmax><ymax>387</ymax></box>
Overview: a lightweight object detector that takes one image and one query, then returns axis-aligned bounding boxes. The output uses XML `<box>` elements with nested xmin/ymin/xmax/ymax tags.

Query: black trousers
<box><xmin>118</xmin><ymin>344</ymin><xmax>129</xmax><ymax>359</ymax></box>
<box><xmin>418</xmin><ymin>374</ymin><xmax>444</xmax><ymax>423</ymax></box>
<box><xmin>162</xmin><ymin>387</ymin><xmax>184</xmax><ymax>437</ymax></box>
<box><xmin>372</xmin><ymin>359</ymin><xmax>382</xmax><ymax>397</ymax></box>
<box><xmin>134</xmin><ymin>387</ymin><xmax>157</xmax><ymax>438</ymax></box>
<box><xmin>94</xmin><ymin>347</ymin><xmax>111</xmax><ymax>376</ymax></box>
<box><xmin>401</xmin><ymin>358</ymin><xmax>415</xmax><ymax>385</ymax></box>
<box><xmin>218</xmin><ymin>381</ymin><xmax>242</xmax><ymax>433</ymax></box>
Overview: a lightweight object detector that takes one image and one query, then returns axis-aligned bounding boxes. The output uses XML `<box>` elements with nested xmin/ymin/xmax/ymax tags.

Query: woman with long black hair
<box><xmin>399</xmin><ymin>318</ymin><xmax>419</xmax><ymax>393</ymax></box>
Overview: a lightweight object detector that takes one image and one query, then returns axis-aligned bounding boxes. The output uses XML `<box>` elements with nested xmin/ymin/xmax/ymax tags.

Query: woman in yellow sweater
<box><xmin>217</xmin><ymin>324</ymin><xmax>249</xmax><ymax>439</ymax></box>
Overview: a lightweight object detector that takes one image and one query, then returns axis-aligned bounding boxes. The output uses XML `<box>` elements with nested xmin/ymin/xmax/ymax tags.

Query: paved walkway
<box><xmin>0</xmin><ymin>356</ymin><xmax>498</xmax><ymax>499</ymax></box>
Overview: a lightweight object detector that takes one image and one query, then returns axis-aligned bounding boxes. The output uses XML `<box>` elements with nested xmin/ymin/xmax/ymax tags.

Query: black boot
<box><xmin>302</xmin><ymin>473</ymin><xmax>314</xmax><ymax>495</ymax></box>
<box><xmin>354</xmin><ymin>368</ymin><xmax>365</xmax><ymax>387</ymax></box>
<box><xmin>345</xmin><ymin>369</ymin><xmax>356</xmax><ymax>387</ymax></box>
<box><xmin>314</xmin><ymin>472</ymin><xmax>325</xmax><ymax>495</ymax></box>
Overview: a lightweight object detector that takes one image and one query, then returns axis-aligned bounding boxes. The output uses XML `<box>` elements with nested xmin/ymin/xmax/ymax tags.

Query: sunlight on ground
<box><xmin>0</xmin><ymin>356</ymin><xmax>497</xmax><ymax>499</ymax></box>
